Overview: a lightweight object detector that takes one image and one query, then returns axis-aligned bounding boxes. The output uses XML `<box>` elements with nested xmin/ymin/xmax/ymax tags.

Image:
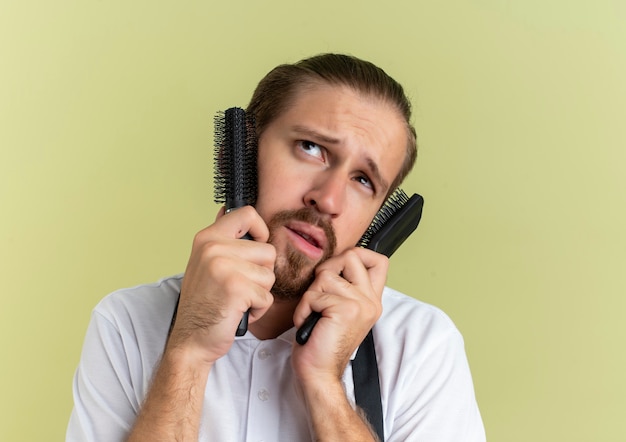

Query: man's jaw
<box><xmin>270</xmin><ymin>240</ymin><xmax>317</xmax><ymax>302</ymax></box>
<box><xmin>265</xmin><ymin>207</ymin><xmax>338</xmax><ymax>298</ymax></box>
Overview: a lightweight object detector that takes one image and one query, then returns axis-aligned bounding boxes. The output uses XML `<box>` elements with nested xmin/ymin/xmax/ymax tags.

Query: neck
<box><xmin>248</xmin><ymin>298</ymin><xmax>300</xmax><ymax>340</ymax></box>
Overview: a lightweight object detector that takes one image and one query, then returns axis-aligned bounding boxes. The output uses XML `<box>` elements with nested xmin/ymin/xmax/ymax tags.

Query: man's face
<box><xmin>254</xmin><ymin>83</ymin><xmax>407</xmax><ymax>300</ymax></box>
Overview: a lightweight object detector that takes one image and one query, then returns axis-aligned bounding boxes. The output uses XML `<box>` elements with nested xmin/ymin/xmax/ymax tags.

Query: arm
<box><xmin>300</xmin><ymin>377</ymin><xmax>380</xmax><ymax>442</ymax></box>
<box><xmin>127</xmin><ymin>206</ymin><xmax>276</xmax><ymax>440</ymax></box>
<box><xmin>127</xmin><ymin>346</ymin><xmax>211</xmax><ymax>441</ymax></box>
<box><xmin>292</xmin><ymin>248</ymin><xmax>388</xmax><ymax>441</ymax></box>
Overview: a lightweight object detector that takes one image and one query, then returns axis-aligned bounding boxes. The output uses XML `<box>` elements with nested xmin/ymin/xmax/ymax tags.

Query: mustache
<box><xmin>268</xmin><ymin>207</ymin><xmax>337</xmax><ymax>256</ymax></box>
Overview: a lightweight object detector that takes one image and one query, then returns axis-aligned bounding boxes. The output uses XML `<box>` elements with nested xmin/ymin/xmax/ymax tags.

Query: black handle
<box><xmin>236</xmin><ymin>310</ymin><xmax>249</xmax><ymax>336</ymax></box>
<box><xmin>235</xmin><ymin>231</ymin><xmax>254</xmax><ymax>336</ymax></box>
<box><xmin>295</xmin><ymin>312</ymin><xmax>321</xmax><ymax>345</ymax></box>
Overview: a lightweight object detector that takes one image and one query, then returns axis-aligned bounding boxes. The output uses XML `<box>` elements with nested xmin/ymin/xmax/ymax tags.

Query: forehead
<box><xmin>266</xmin><ymin>83</ymin><xmax>407</xmax><ymax>186</ymax></box>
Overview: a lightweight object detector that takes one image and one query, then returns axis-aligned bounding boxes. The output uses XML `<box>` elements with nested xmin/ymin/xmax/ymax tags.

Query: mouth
<box><xmin>284</xmin><ymin>221</ymin><xmax>327</xmax><ymax>261</ymax></box>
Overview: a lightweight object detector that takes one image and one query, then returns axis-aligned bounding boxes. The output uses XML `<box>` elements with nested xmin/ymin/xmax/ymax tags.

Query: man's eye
<box><xmin>355</xmin><ymin>175</ymin><xmax>373</xmax><ymax>190</ymax></box>
<box><xmin>299</xmin><ymin>140</ymin><xmax>323</xmax><ymax>158</ymax></box>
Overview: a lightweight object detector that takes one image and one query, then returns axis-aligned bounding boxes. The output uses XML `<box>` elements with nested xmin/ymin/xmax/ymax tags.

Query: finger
<box><xmin>202</xmin><ymin>205</ymin><xmax>270</xmax><ymax>243</ymax></box>
<box><xmin>292</xmin><ymin>290</ymin><xmax>321</xmax><ymax>327</ymax></box>
<box><xmin>313</xmin><ymin>248</ymin><xmax>387</xmax><ymax>298</ymax></box>
<box><xmin>189</xmin><ymin>235</ymin><xmax>277</xmax><ymax>273</ymax></box>
<box><xmin>241</xmin><ymin>284</ymin><xmax>275</xmax><ymax>324</ymax></box>
<box><xmin>343</xmin><ymin>247</ymin><xmax>389</xmax><ymax>296</ymax></box>
<box><xmin>217</xmin><ymin>267</ymin><xmax>274</xmax><ymax>328</ymax></box>
<box><xmin>215</xmin><ymin>254</ymin><xmax>277</xmax><ymax>295</ymax></box>
<box><xmin>215</xmin><ymin>206</ymin><xmax>227</xmax><ymax>221</ymax></box>
<box><xmin>182</xmin><ymin>256</ymin><xmax>275</xmax><ymax>319</ymax></box>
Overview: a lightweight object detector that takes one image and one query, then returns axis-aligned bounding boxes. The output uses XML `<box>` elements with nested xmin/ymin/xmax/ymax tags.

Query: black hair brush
<box><xmin>356</xmin><ymin>189</ymin><xmax>424</xmax><ymax>256</ymax></box>
<box><xmin>214</xmin><ymin>107</ymin><xmax>258</xmax><ymax>209</ymax></box>
<box><xmin>295</xmin><ymin>189</ymin><xmax>424</xmax><ymax>345</ymax></box>
<box><xmin>213</xmin><ymin>107</ymin><xmax>258</xmax><ymax>336</ymax></box>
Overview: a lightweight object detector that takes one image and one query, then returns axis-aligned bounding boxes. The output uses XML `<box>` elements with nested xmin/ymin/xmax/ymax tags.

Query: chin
<box><xmin>271</xmin><ymin>245</ymin><xmax>318</xmax><ymax>302</ymax></box>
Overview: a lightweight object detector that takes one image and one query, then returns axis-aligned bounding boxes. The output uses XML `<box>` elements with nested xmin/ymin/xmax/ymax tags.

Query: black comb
<box><xmin>295</xmin><ymin>189</ymin><xmax>424</xmax><ymax>345</ymax></box>
<box><xmin>356</xmin><ymin>189</ymin><xmax>424</xmax><ymax>257</ymax></box>
<box><xmin>213</xmin><ymin>107</ymin><xmax>257</xmax><ymax>208</ymax></box>
<box><xmin>213</xmin><ymin>107</ymin><xmax>258</xmax><ymax>336</ymax></box>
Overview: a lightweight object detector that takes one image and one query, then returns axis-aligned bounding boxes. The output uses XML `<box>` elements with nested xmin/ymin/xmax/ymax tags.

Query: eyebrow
<box><xmin>292</xmin><ymin>125</ymin><xmax>341</xmax><ymax>145</ymax></box>
<box><xmin>291</xmin><ymin>125</ymin><xmax>390</xmax><ymax>194</ymax></box>
<box><xmin>366</xmin><ymin>157</ymin><xmax>390</xmax><ymax>195</ymax></box>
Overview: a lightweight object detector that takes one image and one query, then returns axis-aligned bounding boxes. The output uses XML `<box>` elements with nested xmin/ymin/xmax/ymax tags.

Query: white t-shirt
<box><xmin>67</xmin><ymin>275</ymin><xmax>485</xmax><ymax>441</ymax></box>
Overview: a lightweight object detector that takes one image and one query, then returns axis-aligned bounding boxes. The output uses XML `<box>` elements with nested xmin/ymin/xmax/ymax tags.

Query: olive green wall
<box><xmin>1</xmin><ymin>1</ymin><xmax>625</xmax><ymax>440</ymax></box>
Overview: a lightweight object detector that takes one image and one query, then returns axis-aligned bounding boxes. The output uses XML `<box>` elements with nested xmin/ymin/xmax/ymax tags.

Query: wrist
<box><xmin>299</xmin><ymin>376</ymin><xmax>377</xmax><ymax>442</ymax></box>
<box><xmin>299</xmin><ymin>373</ymin><xmax>346</xmax><ymax>408</ymax></box>
<box><xmin>164</xmin><ymin>337</ymin><xmax>217</xmax><ymax>372</ymax></box>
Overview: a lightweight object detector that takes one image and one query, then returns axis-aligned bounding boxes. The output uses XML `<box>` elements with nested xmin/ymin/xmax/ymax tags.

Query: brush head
<box><xmin>213</xmin><ymin>107</ymin><xmax>258</xmax><ymax>209</ymax></box>
<box><xmin>357</xmin><ymin>189</ymin><xmax>424</xmax><ymax>257</ymax></box>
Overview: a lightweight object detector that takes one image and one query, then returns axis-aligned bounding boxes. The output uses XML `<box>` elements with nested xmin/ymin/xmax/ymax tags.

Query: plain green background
<box><xmin>1</xmin><ymin>1</ymin><xmax>625</xmax><ymax>440</ymax></box>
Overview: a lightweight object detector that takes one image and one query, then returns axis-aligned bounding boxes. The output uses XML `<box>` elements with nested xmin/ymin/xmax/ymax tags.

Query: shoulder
<box><xmin>374</xmin><ymin>288</ymin><xmax>485</xmax><ymax>440</ymax></box>
<box><xmin>93</xmin><ymin>274</ymin><xmax>182</xmax><ymax>341</ymax></box>
<box><xmin>68</xmin><ymin>276</ymin><xmax>184</xmax><ymax>440</ymax></box>
<box><xmin>95</xmin><ymin>275</ymin><xmax>182</xmax><ymax>315</ymax></box>
<box><xmin>378</xmin><ymin>287</ymin><xmax>461</xmax><ymax>339</ymax></box>
<box><xmin>374</xmin><ymin>287</ymin><xmax>466</xmax><ymax>365</ymax></box>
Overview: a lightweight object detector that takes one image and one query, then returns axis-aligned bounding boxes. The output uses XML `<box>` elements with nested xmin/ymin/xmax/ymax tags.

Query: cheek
<box><xmin>335</xmin><ymin>212</ymin><xmax>378</xmax><ymax>251</ymax></box>
<box><xmin>255</xmin><ymin>161</ymin><xmax>305</xmax><ymax>219</ymax></box>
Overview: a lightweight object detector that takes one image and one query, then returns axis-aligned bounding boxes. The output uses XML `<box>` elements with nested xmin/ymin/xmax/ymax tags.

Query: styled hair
<box><xmin>247</xmin><ymin>53</ymin><xmax>417</xmax><ymax>191</ymax></box>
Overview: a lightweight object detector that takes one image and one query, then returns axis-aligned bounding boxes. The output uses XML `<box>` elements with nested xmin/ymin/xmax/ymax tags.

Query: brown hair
<box><xmin>247</xmin><ymin>53</ymin><xmax>417</xmax><ymax>191</ymax></box>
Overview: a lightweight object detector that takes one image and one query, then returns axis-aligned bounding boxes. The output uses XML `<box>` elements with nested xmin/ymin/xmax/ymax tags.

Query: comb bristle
<box><xmin>357</xmin><ymin>188</ymin><xmax>410</xmax><ymax>248</ymax></box>
<box><xmin>244</xmin><ymin>114</ymin><xmax>258</xmax><ymax>206</ymax></box>
<box><xmin>213</xmin><ymin>107</ymin><xmax>258</xmax><ymax>208</ymax></box>
<box><xmin>213</xmin><ymin>111</ymin><xmax>228</xmax><ymax>204</ymax></box>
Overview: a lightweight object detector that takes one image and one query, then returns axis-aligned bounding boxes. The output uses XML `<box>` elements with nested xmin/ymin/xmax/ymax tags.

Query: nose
<box><xmin>303</xmin><ymin>170</ymin><xmax>347</xmax><ymax>217</ymax></box>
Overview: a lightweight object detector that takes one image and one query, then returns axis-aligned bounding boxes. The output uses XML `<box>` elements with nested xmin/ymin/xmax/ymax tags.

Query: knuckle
<box><xmin>240</xmin><ymin>206</ymin><xmax>261</xmax><ymax>225</ymax></box>
<box><xmin>221</xmin><ymin>272</ymin><xmax>245</xmax><ymax>294</ymax></box>
<box><xmin>370</xmin><ymin>300</ymin><xmax>383</xmax><ymax>321</ymax></box>
<box><xmin>261</xmin><ymin>243</ymin><xmax>277</xmax><ymax>266</ymax></box>
<box><xmin>378</xmin><ymin>256</ymin><xmax>390</xmax><ymax>273</ymax></box>
<box><xmin>260</xmin><ymin>266</ymin><xmax>276</xmax><ymax>289</ymax></box>
<box><xmin>192</xmin><ymin>229</ymin><xmax>209</xmax><ymax>248</ymax></box>
<box><xmin>343</xmin><ymin>248</ymin><xmax>359</xmax><ymax>261</ymax></box>
<box><xmin>207</xmin><ymin>254</ymin><xmax>233</xmax><ymax>279</ymax></box>
<box><xmin>300</xmin><ymin>289</ymin><xmax>315</xmax><ymax>304</ymax></box>
<box><xmin>366</xmin><ymin>297</ymin><xmax>383</xmax><ymax>322</ymax></box>
<box><xmin>239</xmin><ymin>205</ymin><xmax>256</xmax><ymax>218</ymax></box>
<box><xmin>315</xmin><ymin>268</ymin><xmax>335</xmax><ymax>281</ymax></box>
<box><xmin>261</xmin><ymin>288</ymin><xmax>275</xmax><ymax>306</ymax></box>
<box><xmin>200</xmin><ymin>240</ymin><xmax>221</xmax><ymax>257</ymax></box>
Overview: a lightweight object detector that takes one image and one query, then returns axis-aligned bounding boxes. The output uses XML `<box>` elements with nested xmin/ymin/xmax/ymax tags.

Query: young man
<box><xmin>67</xmin><ymin>54</ymin><xmax>485</xmax><ymax>441</ymax></box>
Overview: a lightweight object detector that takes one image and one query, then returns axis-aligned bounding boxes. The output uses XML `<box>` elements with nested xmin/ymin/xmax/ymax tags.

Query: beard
<box><xmin>267</xmin><ymin>208</ymin><xmax>337</xmax><ymax>302</ymax></box>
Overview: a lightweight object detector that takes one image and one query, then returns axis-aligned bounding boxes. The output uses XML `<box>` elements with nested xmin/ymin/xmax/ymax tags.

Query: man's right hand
<box><xmin>127</xmin><ymin>206</ymin><xmax>276</xmax><ymax>441</ymax></box>
<box><xmin>168</xmin><ymin>205</ymin><xmax>277</xmax><ymax>365</ymax></box>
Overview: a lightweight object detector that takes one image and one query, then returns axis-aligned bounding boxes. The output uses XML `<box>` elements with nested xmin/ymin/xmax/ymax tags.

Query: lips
<box><xmin>296</xmin><ymin>230</ymin><xmax>321</xmax><ymax>247</ymax></box>
<box><xmin>284</xmin><ymin>221</ymin><xmax>327</xmax><ymax>260</ymax></box>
